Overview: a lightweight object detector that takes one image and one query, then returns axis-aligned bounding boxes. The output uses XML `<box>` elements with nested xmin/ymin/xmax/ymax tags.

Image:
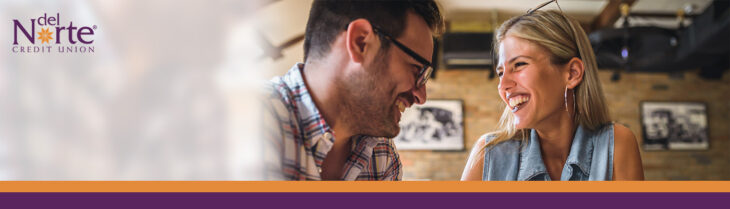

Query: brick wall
<box><xmin>399</xmin><ymin>69</ymin><xmax>730</xmax><ymax>180</ymax></box>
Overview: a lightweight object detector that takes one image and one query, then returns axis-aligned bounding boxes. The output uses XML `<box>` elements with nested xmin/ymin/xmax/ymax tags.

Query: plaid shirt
<box><xmin>261</xmin><ymin>63</ymin><xmax>402</xmax><ymax>180</ymax></box>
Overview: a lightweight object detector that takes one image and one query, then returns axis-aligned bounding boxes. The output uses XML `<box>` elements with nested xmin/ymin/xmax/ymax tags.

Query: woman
<box><xmin>461</xmin><ymin>6</ymin><xmax>644</xmax><ymax>180</ymax></box>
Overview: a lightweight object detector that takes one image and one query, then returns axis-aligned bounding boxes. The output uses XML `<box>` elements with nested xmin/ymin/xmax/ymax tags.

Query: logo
<box><xmin>12</xmin><ymin>13</ymin><xmax>97</xmax><ymax>54</ymax></box>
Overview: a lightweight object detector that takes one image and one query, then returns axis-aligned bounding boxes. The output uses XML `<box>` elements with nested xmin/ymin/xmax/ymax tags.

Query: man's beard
<box><xmin>337</xmin><ymin>52</ymin><xmax>400</xmax><ymax>138</ymax></box>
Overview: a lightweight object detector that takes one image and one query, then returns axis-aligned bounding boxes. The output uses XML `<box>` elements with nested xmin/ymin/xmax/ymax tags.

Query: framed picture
<box><xmin>394</xmin><ymin>99</ymin><xmax>464</xmax><ymax>150</ymax></box>
<box><xmin>640</xmin><ymin>101</ymin><xmax>709</xmax><ymax>151</ymax></box>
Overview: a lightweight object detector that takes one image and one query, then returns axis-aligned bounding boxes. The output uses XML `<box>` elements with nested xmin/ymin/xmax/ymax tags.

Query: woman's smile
<box><xmin>507</xmin><ymin>93</ymin><xmax>531</xmax><ymax>113</ymax></box>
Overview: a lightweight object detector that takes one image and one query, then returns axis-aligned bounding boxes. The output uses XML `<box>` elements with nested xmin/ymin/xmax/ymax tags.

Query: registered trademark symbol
<box><xmin>93</xmin><ymin>25</ymin><xmax>97</xmax><ymax>30</ymax></box>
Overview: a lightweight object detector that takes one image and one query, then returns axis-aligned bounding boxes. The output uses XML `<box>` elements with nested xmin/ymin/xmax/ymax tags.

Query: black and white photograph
<box><xmin>641</xmin><ymin>102</ymin><xmax>709</xmax><ymax>151</ymax></box>
<box><xmin>394</xmin><ymin>100</ymin><xmax>464</xmax><ymax>150</ymax></box>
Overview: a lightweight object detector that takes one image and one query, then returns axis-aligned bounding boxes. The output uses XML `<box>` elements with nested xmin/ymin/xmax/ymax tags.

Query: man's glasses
<box><xmin>371</xmin><ymin>26</ymin><xmax>434</xmax><ymax>88</ymax></box>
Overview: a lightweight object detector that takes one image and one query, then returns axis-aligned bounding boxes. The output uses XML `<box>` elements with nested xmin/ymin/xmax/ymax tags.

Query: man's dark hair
<box><xmin>303</xmin><ymin>0</ymin><xmax>444</xmax><ymax>61</ymax></box>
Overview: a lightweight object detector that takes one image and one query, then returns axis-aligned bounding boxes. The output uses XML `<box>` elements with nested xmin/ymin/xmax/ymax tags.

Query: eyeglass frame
<box><xmin>524</xmin><ymin>0</ymin><xmax>582</xmax><ymax>61</ymax></box>
<box><xmin>527</xmin><ymin>0</ymin><xmax>561</xmax><ymax>15</ymax></box>
<box><xmin>492</xmin><ymin>0</ymin><xmax>574</xmax><ymax>75</ymax></box>
<box><xmin>344</xmin><ymin>23</ymin><xmax>434</xmax><ymax>88</ymax></box>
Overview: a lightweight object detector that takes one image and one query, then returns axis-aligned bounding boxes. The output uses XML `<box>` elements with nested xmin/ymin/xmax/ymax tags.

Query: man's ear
<box><xmin>345</xmin><ymin>18</ymin><xmax>377</xmax><ymax>64</ymax></box>
<box><xmin>566</xmin><ymin>57</ymin><xmax>585</xmax><ymax>89</ymax></box>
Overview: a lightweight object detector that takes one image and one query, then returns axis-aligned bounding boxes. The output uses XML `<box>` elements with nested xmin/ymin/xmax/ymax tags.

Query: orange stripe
<box><xmin>0</xmin><ymin>181</ymin><xmax>728</xmax><ymax>192</ymax></box>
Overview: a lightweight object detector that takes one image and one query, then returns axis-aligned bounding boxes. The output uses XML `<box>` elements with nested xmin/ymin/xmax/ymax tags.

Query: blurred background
<box><xmin>1</xmin><ymin>0</ymin><xmax>728</xmax><ymax>180</ymax></box>
<box><xmin>1</xmin><ymin>0</ymin><xmax>270</xmax><ymax>180</ymax></box>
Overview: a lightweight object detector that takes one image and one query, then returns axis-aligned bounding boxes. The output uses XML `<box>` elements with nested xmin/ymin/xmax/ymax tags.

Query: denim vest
<box><xmin>482</xmin><ymin>123</ymin><xmax>614</xmax><ymax>181</ymax></box>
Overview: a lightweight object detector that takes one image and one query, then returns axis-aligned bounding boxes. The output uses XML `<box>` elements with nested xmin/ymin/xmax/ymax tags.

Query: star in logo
<box><xmin>37</xmin><ymin>28</ymin><xmax>54</xmax><ymax>44</ymax></box>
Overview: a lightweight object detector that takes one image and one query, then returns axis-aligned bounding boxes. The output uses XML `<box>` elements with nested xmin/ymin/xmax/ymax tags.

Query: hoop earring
<box><xmin>565</xmin><ymin>87</ymin><xmax>577</xmax><ymax>114</ymax></box>
<box><xmin>572</xmin><ymin>89</ymin><xmax>577</xmax><ymax>115</ymax></box>
<box><xmin>564</xmin><ymin>86</ymin><xmax>569</xmax><ymax>112</ymax></box>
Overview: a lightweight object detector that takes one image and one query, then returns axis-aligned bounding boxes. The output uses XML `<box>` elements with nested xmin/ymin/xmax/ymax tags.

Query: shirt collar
<box><xmin>518</xmin><ymin>129</ymin><xmax>548</xmax><ymax>180</ymax></box>
<box><xmin>280</xmin><ymin>63</ymin><xmax>335</xmax><ymax>151</ymax></box>
<box><xmin>564</xmin><ymin>124</ymin><xmax>594</xmax><ymax>177</ymax></box>
<box><xmin>518</xmin><ymin>124</ymin><xmax>593</xmax><ymax>180</ymax></box>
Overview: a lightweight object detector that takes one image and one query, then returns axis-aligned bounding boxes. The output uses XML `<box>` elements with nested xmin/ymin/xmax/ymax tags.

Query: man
<box><xmin>260</xmin><ymin>0</ymin><xmax>444</xmax><ymax>180</ymax></box>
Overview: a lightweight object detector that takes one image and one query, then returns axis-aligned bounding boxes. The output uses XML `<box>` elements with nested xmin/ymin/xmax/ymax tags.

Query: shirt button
<box><xmin>323</xmin><ymin>132</ymin><xmax>333</xmax><ymax>140</ymax></box>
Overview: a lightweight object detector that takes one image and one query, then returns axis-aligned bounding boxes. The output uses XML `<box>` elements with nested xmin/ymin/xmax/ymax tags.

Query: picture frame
<box><xmin>393</xmin><ymin>99</ymin><xmax>464</xmax><ymax>150</ymax></box>
<box><xmin>640</xmin><ymin>101</ymin><xmax>709</xmax><ymax>151</ymax></box>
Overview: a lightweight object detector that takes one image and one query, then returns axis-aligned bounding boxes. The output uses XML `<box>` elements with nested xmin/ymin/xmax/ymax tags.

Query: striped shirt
<box><xmin>261</xmin><ymin>63</ymin><xmax>402</xmax><ymax>180</ymax></box>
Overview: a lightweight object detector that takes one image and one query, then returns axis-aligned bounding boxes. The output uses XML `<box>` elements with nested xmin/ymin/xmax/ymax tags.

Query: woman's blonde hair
<box><xmin>484</xmin><ymin>10</ymin><xmax>611</xmax><ymax>147</ymax></box>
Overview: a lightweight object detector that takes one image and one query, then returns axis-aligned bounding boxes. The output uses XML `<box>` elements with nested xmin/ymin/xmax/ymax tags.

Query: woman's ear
<box><xmin>566</xmin><ymin>57</ymin><xmax>585</xmax><ymax>89</ymax></box>
<box><xmin>345</xmin><ymin>18</ymin><xmax>377</xmax><ymax>64</ymax></box>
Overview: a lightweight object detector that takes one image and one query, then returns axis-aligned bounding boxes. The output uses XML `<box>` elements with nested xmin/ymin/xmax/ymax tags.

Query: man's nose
<box><xmin>412</xmin><ymin>84</ymin><xmax>427</xmax><ymax>105</ymax></box>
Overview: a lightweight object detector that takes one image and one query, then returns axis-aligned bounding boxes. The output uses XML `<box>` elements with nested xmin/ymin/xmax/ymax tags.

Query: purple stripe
<box><xmin>1</xmin><ymin>193</ymin><xmax>728</xmax><ymax>208</ymax></box>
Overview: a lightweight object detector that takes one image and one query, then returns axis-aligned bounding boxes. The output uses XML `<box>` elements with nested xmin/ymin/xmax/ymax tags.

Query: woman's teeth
<box><xmin>508</xmin><ymin>96</ymin><xmax>530</xmax><ymax>109</ymax></box>
<box><xmin>397</xmin><ymin>100</ymin><xmax>406</xmax><ymax>113</ymax></box>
